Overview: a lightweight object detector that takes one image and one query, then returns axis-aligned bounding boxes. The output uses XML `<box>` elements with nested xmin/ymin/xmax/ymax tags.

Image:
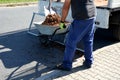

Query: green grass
<box><xmin>0</xmin><ymin>0</ymin><xmax>38</xmax><ymax>4</ymax></box>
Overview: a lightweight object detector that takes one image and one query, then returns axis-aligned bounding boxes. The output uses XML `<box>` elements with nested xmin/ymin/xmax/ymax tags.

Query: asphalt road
<box><xmin>0</xmin><ymin>5</ymin><xmax>119</xmax><ymax>80</ymax></box>
<box><xmin>0</xmin><ymin>5</ymin><xmax>37</xmax><ymax>34</ymax></box>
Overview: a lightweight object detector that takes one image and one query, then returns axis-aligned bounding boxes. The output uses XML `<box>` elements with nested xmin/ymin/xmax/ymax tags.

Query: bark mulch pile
<box><xmin>42</xmin><ymin>14</ymin><xmax>61</xmax><ymax>27</ymax></box>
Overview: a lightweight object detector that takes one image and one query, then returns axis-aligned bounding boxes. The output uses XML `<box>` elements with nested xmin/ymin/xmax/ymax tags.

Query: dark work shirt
<box><xmin>71</xmin><ymin>0</ymin><xmax>96</xmax><ymax>20</ymax></box>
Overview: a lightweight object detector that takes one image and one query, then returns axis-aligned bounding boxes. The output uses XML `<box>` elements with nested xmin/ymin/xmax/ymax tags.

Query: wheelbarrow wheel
<box><xmin>39</xmin><ymin>35</ymin><xmax>50</xmax><ymax>47</ymax></box>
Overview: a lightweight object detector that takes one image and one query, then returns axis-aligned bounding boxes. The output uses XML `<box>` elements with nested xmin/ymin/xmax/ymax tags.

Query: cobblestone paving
<box><xmin>37</xmin><ymin>42</ymin><xmax>120</xmax><ymax>80</ymax></box>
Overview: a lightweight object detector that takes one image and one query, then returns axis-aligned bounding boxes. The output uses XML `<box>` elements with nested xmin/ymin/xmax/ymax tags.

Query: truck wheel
<box><xmin>112</xmin><ymin>25</ymin><xmax>120</xmax><ymax>41</ymax></box>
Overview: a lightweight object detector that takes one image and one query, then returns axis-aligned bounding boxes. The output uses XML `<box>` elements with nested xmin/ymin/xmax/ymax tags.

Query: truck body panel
<box><xmin>95</xmin><ymin>8</ymin><xmax>110</xmax><ymax>29</ymax></box>
<box><xmin>108</xmin><ymin>0</ymin><xmax>120</xmax><ymax>8</ymax></box>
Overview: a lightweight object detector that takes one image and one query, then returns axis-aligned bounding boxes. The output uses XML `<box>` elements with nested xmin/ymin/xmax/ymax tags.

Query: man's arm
<box><xmin>61</xmin><ymin>0</ymin><xmax>71</xmax><ymax>22</ymax></box>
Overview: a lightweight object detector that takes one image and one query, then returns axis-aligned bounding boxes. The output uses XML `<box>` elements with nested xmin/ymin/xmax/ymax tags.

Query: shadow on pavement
<box><xmin>93</xmin><ymin>28</ymin><xmax>119</xmax><ymax>51</ymax></box>
<box><xmin>0</xmin><ymin>29</ymin><xmax>64</xmax><ymax>80</ymax></box>
<box><xmin>0</xmin><ymin>28</ymin><xmax>119</xmax><ymax>80</ymax></box>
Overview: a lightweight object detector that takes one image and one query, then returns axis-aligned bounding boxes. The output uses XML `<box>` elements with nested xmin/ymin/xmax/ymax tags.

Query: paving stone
<box><xmin>36</xmin><ymin>42</ymin><xmax>120</xmax><ymax>80</ymax></box>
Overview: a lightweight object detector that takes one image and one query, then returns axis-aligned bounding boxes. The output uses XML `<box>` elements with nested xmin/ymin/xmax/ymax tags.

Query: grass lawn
<box><xmin>0</xmin><ymin>0</ymin><xmax>38</xmax><ymax>4</ymax></box>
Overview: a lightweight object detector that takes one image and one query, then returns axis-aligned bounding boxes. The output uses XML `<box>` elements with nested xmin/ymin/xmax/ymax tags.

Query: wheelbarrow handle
<box><xmin>51</xmin><ymin>23</ymin><xmax>71</xmax><ymax>40</ymax></box>
<box><xmin>51</xmin><ymin>27</ymin><xmax>61</xmax><ymax>37</ymax></box>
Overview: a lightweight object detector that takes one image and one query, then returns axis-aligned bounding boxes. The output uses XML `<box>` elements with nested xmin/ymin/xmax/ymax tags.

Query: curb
<box><xmin>0</xmin><ymin>2</ymin><xmax>37</xmax><ymax>7</ymax></box>
<box><xmin>35</xmin><ymin>70</ymin><xmax>60</xmax><ymax>80</ymax></box>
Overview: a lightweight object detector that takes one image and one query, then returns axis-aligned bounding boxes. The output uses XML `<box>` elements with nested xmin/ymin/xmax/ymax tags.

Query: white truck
<box><xmin>30</xmin><ymin>0</ymin><xmax>120</xmax><ymax>40</ymax></box>
<box><xmin>95</xmin><ymin>0</ymin><xmax>120</xmax><ymax>40</ymax></box>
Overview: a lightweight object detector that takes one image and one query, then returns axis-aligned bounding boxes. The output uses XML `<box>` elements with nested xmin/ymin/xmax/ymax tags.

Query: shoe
<box><xmin>54</xmin><ymin>64</ymin><xmax>71</xmax><ymax>71</ymax></box>
<box><xmin>83</xmin><ymin>61</ymin><xmax>92</xmax><ymax>68</ymax></box>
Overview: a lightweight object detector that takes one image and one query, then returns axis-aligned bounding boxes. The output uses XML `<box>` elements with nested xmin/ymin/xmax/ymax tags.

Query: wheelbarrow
<box><xmin>33</xmin><ymin>22</ymin><xmax>84</xmax><ymax>53</ymax></box>
<box><xmin>33</xmin><ymin>21</ymin><xmax>70</xmax><ymax>47</ymax></box>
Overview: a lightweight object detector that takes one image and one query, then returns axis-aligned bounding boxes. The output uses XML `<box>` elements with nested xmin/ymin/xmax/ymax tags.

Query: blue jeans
<box><xmin>62</xmin><ymin>18</ymin><xmax>95</xmax><ymax>69</ymax></box>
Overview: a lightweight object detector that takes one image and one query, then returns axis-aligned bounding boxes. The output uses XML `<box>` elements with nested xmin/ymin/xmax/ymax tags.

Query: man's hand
<box><xmin>59</xmin><ymin>21</ymin><xmax>66</xmax><ymax>29</ymax></box>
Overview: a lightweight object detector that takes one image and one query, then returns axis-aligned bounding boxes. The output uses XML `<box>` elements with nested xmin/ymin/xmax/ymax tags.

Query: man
<box><xmin>56</xmin><ymin>0</ymin><xmax>96</xmax><ymax>71</ymax></box>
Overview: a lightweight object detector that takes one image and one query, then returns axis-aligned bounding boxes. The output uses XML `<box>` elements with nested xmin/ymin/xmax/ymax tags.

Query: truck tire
<box><xmin>113</xmin><ymin>25</ymin><xmax>120</xmax><ymax>40</ymax></box>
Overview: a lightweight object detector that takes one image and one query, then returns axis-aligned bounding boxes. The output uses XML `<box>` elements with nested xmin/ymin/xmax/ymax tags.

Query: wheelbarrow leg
<box><xmin>27</xmin><ymin>12</ymin><xmax>40</xmax><ymax>37</ymax></box>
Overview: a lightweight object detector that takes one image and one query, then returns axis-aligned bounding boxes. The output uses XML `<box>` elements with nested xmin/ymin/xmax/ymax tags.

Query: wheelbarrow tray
<box><xmin>34</xmin><ymin>21</ymin><xmax>70</xmax><ymax>35</ymax></box>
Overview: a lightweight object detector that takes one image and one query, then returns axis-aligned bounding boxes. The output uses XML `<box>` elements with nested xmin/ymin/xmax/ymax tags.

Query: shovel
<box><xmin>44</xmin><ymin>0</ymin><xmax>56</xmax><ymax>16</ymax></box>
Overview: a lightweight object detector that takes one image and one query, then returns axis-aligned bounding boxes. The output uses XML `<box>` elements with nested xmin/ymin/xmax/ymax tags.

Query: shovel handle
<box><xmin>48</xmin><ymin>0</ymin><xmax>52</xmax><ymax>11</ymax></box>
